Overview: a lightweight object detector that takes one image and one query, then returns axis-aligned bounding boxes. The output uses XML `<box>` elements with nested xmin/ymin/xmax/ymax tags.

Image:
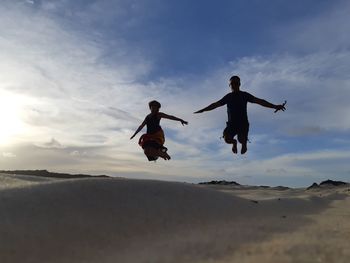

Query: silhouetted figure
<box><xmin>130</xmin><ymin>100</ymin><xmax>188</xmax><ymax>161</ymax></box>
<box><xmin>194</xmin><ymin>76</ymin><xmax>286</xmax><ymax>154</ymax></box>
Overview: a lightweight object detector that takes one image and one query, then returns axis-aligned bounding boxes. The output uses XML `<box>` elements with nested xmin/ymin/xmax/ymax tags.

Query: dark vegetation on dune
<box><xmin>198</xmin><ymin>180</ymin><xmax>241</xmax><ymax>186</ymax></box>
<box><xmin>307</xmin><ymin>179</ymin><xmax>348</xmax><ymax>190</ymax></box>
<box><xmin>198</xmin><ymin>180</ymin><xmax>291</xmax><ymax>190</ymax></box>
<box><xmin>0</xmin><ymin>170</ymin><xmax>110</xmax><ymax>179</ymax></box>
<box><xmin>200</xmin><ymin>179</ymin><xmax>348</xmax><ymax>190</ymax></box>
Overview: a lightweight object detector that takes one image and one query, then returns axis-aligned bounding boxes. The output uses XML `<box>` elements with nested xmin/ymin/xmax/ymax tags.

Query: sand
<box><xmin>0</xmin><ymin>173</ymin><xmax>349</xmax><ymax>263</ymax></box>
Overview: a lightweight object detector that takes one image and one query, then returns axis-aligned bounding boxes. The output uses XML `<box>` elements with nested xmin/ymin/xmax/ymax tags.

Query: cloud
<box><xmin>222</xmin><ymin>149</ymin><xmax>350</xmax><ymax>184</ymax></box>
<box><xmin>226</xmin><ymin>51</ymin><xmax>350</xmax><ymax>133</ymax></box>
<box><xmin>0</xmin><ymin>2</ymin><xmax>153</xmax><ymax>144</ymax></box>
<box><xmin>2</xmin><ymin>152</ymin><xmax>16</xmax><ymax>158</ymax></box>
<box><xmin>37</xmin><ymin>138</ymin><xmax>64</xmax><ymax>149</ymax></box>
<box><xmin>274</xmin><ymin>0</ymin><xmax>350</xmax><ymax>53</ymax></box>
<box><xmin>285</xmin><ymin>126</ymin><xmax>323</xmax><ymax>137</ymax></box>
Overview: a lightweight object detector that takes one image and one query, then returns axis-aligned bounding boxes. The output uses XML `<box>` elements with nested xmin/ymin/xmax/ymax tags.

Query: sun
<box><xmin>0</xmin><ymin>94</ymin><xmax>25</xmax><ymax>145</ymax></box>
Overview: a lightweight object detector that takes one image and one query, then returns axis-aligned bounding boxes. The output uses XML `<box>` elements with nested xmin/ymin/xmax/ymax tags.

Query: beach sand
<box><xmin>0</xmin><ymin>173</ymin><xmax>349</xmax><ymax>263</ymax></box>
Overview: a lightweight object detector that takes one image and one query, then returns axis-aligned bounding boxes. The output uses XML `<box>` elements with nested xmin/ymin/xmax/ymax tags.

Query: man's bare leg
<box><xmin>232</xmin><ymin>139</ymin><xmax>238</xmax><ymax>154</ymax></box>
<box><xmin>224</xmin><ymin>135</ymin><xmax>237</xmax><ymax>154</ymax></box>
<box><xmin>241</xmin><ymin>141</ymin><xmax>247</xmax><ymax>154</ymax></box>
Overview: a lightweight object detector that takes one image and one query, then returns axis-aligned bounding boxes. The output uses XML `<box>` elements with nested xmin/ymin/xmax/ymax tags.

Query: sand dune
<box><xmin>0</xmin><ymin>173</ymin><xmax>349</xmax><ymax>263</ymax></box>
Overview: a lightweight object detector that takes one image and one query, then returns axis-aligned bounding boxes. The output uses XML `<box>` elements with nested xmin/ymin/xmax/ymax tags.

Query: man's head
<box><xmin>149</xmin><ymin>100</ymin><xmax>161</xmax><ymax>113</ymax></box>
<box><xmin>229</xmin><ymin>76</ymin><xmax>241</xmax><ymax>92</ymax></box>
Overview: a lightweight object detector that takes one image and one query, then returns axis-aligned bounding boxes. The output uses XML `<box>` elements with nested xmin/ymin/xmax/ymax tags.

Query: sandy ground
<box><xmin>0</xmin><ymin>173</ymin><xmax>349</xmax><ymax>263</ymax></box>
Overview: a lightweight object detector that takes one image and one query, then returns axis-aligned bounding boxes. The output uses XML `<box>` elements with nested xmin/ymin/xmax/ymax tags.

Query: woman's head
<box><xmin>149</xmin><ymin>100</ymin><xmax>161</xmax><ymax>113</ymax></box>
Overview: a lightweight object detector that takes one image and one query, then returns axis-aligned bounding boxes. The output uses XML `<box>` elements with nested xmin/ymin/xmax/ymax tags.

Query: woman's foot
<box><xmin>158</xmin><ymin>150</ymin><xmax>171</xmax><ymax>160</ymax></box>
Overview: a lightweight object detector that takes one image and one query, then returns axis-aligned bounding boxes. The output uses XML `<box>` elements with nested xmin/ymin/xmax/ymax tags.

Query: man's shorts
<box><xmin>223</xmin><ymin>122</ymin><xmax>249</xmax><ymax>144</ymax></box>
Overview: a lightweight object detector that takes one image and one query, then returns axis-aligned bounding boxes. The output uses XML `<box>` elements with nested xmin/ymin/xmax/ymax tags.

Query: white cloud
<box><xmin>0</xmin><ymin>2</ymin><xmax>152</xmax><ymax>144</ymax></box>
<box><xmin>2</xmin><ymin>152</ymin><xmax>16</xmax><ymax>158</ymax></box>
<box><xmin>226</xmin><ymin>51</ymin><xmax>350</xmax><ymax>133</ymax></box>
<box><xmin>223</xmin><ymin>150</ymin><xmax>350</xmax><ymax>182</ymax></box>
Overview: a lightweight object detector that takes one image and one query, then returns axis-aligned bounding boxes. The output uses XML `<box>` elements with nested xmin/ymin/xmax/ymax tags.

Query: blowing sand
<box><xmin>0</xmin><ymin>173</ymin><xmax>349</xmax><ymax>263</ymax></box>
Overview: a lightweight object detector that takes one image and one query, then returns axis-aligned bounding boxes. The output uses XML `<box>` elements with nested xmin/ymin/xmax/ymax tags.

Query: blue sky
<box><xmin>0</xmin><ymin>0</ymin><xmax>350</xmax><ymax>187</ymax></box>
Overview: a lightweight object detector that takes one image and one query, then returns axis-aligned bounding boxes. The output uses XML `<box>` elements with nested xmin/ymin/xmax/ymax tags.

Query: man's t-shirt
<box><xmin>218</xmin><ymin>91</ymin><xmax>255</xmax><ymax>125</ymax></box>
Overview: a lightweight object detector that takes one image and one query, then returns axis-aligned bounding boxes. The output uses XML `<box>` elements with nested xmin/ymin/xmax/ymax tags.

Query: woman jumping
<box><xmin>130</xmin><ymin>100</ymin><xmax>188</xmax><ymax>161</ymax></box>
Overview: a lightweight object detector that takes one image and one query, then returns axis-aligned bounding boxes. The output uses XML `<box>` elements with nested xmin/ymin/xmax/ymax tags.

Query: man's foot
<box><xmin>232</xmin><ymin>139</ymin><xmax>237</xmax><ymax>154</ymax></box>
<box><xmin>241</xmin><ymin>143</ymin><xmax>247</xmax><ymax>154</ymax></box>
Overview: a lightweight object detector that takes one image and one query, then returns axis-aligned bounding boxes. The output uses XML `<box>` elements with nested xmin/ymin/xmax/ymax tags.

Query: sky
<box><xmin>0</xmin><ymin>0</ymin><xmax>350</xmax><ymax>187</ymax></box>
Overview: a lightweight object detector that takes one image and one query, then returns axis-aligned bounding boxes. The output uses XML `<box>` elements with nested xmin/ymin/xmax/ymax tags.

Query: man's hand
<box><xmin>274</xmin><ymin>100</ymin><xmax>287</xmax><ymax>113</ymax></box>
<box><xmin>181</xmin><ymin>120</ymin><xmax>188</xmax><ymax>125</ymax></box>
<box><xmin>194</xmin><ymin>109</ymin><xmax>204</xmax><ymax>114</ymax></box>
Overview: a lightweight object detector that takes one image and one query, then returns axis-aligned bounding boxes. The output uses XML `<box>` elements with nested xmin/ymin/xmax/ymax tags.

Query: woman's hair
<box><xmin>148</xmin><ymin>100</ymin><xmax>161</xmax><ymax>109</ymax></box>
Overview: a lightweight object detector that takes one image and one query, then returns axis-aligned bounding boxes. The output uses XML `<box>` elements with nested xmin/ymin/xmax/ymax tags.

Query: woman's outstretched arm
<box><xmin>130</xmin><ymin>118</ymin><xmax>147</xmax><ymax>139</ymax></box>
<box><xmin>159</xmin><ymin>113</ymin><xmax>188</xmax><ymax>125</ymax></box>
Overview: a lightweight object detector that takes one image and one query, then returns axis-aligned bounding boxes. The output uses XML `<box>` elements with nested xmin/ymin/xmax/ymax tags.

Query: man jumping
<box><xmin>194</xmin><ymin>75</ymin><xmax>286</xmax><ymax>154</ymax></box>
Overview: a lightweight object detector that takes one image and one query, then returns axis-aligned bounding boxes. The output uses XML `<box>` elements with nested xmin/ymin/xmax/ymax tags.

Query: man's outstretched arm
<box><xmin>194</xmin><ymin>101</ymin><xmax>223</xmax><ymax>114</ymax></box>
<box><xmin>252</xmin><ymin>98</ymin><xmax>286</xmax><ymax>112</ymax></box>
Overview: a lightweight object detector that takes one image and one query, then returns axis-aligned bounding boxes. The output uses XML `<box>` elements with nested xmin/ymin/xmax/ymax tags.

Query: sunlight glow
<box><xmin>0</xmin><ymin>94</ymin><xmax>25</xmax><ymax>145</ymax></box>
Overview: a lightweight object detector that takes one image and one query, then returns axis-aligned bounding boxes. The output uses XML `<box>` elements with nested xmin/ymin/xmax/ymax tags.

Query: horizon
<box><xmin>1</xmin><ymin>0</ymin><xmax>350</xmax><ymax>187</ymax></box>
<box><xmin>0</xmin><ymin>169</ymin><xmax>348</xmax><ymax>189</ymax></box>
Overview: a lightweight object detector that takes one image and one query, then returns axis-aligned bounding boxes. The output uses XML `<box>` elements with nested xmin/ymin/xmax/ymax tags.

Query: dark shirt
<box><xmin>146</xmin><ymin>113</ymin><xmax>161</xmax><ymax>134</ymax></box>
<box><xmin>218</xmin><ymin>91</ymin><xmax>255</xmax><ymax>125</ymax></box>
